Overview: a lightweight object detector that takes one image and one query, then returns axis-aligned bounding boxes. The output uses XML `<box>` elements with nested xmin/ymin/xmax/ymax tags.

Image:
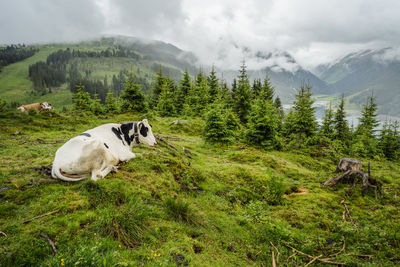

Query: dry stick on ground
<box><xmin>282</xmin><ymin>241</ymin><xmax>345</xmax><ymax>265</ymax></box>
<box><xmin>0</xmin><ymin>231</ymin><xmax>7</xmax><ymax>237</ymax></box>
<box><xmin>155</xmin><ymin>134</ymin><xmax>178</xmax><ymax>151</ymax></box>
<box><xmin>328</xmin><ymin>237</ymin><xmax>346</xmax><ymax>258</ymax></box>
<box><xmin>305</xmin><ymin>254</ymin><xmax>322</xmax><ymax>267</ymax></box>
<box><xmin>340</xmin><ymin>201</ymin><xmax>359</xmax><ymax>232</ymax></box>
<box><xmin>346</xmin><ymin>253</ymin><xmax>374</xmax><ymax>258</ymax></box>
<box><xmin>40</xmin><ymin>234</ymin><xmax>58</xmax><ymax>254</ymax></box>
<box><xmin>270</xmin><ymin>242</ymin><xmax>280</xmax><ymax>264</ymax></box>
<box><xmin>272</xmin><ymin>250</ymin><xmax>277</xmax><ymax>267</ymax></box>
<box><xmin>23</xmin><ymin>209</ymin><xmax>60</xmax><ymax>224</ymax></box>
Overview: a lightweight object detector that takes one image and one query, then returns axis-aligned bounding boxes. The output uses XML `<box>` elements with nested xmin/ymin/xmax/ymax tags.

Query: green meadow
<box><xmin>0</xmin><ymin>110</ymin><xmax>399</xmax><ymax>266</ymax></box>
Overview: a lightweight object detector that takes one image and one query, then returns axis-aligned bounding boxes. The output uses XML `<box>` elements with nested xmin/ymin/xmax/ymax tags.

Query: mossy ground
<box><xmin>1</xmin><ymin>110</ymin><xmax>399</xmax><ymax>266</ymax></box>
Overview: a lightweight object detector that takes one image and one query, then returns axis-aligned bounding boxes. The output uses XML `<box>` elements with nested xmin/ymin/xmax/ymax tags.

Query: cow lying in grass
<box><xmin>17</xmin><ymin>102</ymin><xmax>53</xmax><ymax>112</ymax></box>
<box><xmin>51</xmin><ymin>119</ymin><xmax>156</xmax><ymax>181</ymax></box>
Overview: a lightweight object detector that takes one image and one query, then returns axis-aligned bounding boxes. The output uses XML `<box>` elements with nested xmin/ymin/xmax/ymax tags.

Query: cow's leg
<box><xmin>119</xmin><ymin>151</ymin><xmax>136</xmax><ymax>162</ymax></box>
<box><xmin>90</xmin><ymin>165</ymin><xmax>115</xmax><ymax>181</ymax></box>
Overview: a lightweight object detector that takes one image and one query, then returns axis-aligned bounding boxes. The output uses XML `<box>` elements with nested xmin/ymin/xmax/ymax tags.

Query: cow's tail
<box><xmin>51</xmin><ymin>164</ymin><xmax>86</xmax><ymax>182</ymax></box>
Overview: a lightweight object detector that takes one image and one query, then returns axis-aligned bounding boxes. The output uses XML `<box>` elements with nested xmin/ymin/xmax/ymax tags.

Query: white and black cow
<box><xmin>51</xmin><ymin>119</ymin><xmax>156</xmax><ymax>182</ymax></box>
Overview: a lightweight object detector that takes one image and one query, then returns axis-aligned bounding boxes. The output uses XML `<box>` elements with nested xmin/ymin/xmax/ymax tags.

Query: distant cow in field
<box><xmin>17</xmin><ymin>102</ymin><xmax>53</xmax><ymax>112</ymax></box>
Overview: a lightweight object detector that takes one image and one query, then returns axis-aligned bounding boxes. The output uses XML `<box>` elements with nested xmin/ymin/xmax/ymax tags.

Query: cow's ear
<box><xmin>139</xmin><ymin>122</ymin><xmax>148</xmax><ymax>137</ymax></box>
<box><xmin>142</xmin><ymin>119</ymin><xmax>148</xmax><ymax>124</ymax></box>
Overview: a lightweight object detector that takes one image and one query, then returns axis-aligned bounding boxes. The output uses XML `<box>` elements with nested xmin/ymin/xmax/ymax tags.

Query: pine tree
<box><xmin>184</xmin><ymin>77</ymin><xmax>209</xmax><ymax>116</ymax></box>
<box><xmin>231</xmin><ymin>78</ymin><xmax>237</xmax><ymax>102</ymax></box>
<box><xmin>219</xmin><ymin>80</ymin><xmax>233</xmax><ymax>108</ymax></box>
<box><xmin>90</xmin><ymin>92</ymin><xmax>104</xmax><ymax>115</ymax></box>
<box><xmin>320</xmin><ymin>102</ymin><xmax>335</xmax><ymax>139</ymax></box>
<box><xmin>261</xmin><ymin>76</ymin><xmax>274</xmax><ymax>102</ymax></box>
<box><xmin>232</xmin><ymin>62</ymin><xmax>252</xmax><ymax>123</ymax></box>
<box><xmin>245</xmin><ymin>98</ymin><xmax>279</xmax><ymax>150</ymax></box>
<box><xmin>290</xmin><ymin>84</ymin><xmax>317</xmax><ymax>147</ymax></box>
<box><xmin>334</xmin><ymin>95</ymin><xmax>351</xmax><ymax>143</ymax></box>
<box><xmin>151</xmin><ymin>65</ymin><xmax>164</xmax><ymax>107</ymax></box>
<box><xmin>207</xmin><ymin>66</ymin><xmax>219</xmax><ymax>103</ymax></box>
<box><xmin>356</xmin><ymin>93</ymin><xmax>379</xmax><ymax>138</ymax></box>
<box><xmin>203</xmin><ymin>102</ymin><xmax>234</xmax><ymax>144</ymax></box>
<box><xmin>196</xmin><ymin>70</ymin><xmax>205</xmax><ymax>87</ymax></box>
<box><xmin>274</xmin><ymin>96</ymin><xmax>285</xmax><ymax>133</ymax></box>
<box><xmin>176</xmin><ymin>70</ymin><xmax>192</xmax><ymax>114</ymax></box>
<box><xmin>274</xmin><ymin>96</ymin><xmax>285</xmax><ymax>121</ymax></box>
<box><xmin>351</xmin><ymin>93</ymin><xmax>380</xmax><ymax>158</ymax></box>
<box><xmin>72</xmin><ymin>83</ymin><xmax>92</xmax><ymax>112</ymax></box>
<box><xmin>252</xmin><ymin>79</ymin><xmax>262</xmax><ymax>98</ymax></box>
<box><xmin>157</xmin><ymin>77</ymin><xmax>176</xmax><ymax>116</ymax></box>
<box><xmin>379</xmin><ymin>121</ymin><xmax>400</xmax><ymax>160</ymax></box>
<box><xmin>105</xmin><ymin>91</ymin><xmax>119</xmax><ymax>114</ymax></box>
<box><xmin>121</xmin><ymin>73</ymin><xmax>147</xmax><ymax>113</ymax></box>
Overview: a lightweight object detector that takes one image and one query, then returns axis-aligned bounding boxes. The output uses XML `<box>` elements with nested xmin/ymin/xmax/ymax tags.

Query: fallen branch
<box><xmin>270</xmin><ymin>242</ymin><xmax>280</xmax><ymax>264</ymax></box>
<box><xmin>0</xmin><ymin>231</ymin><xmax>7</xmax><ymax>237</ymax></box>
<box><xmin>305</xmin><ymin>254</ymin><xmax>322</xmax><ymax>267</ymax></box>
<box><xmin>282</xmin><ymin>241</ymin><xmax>345</xmax><ymax>265</ymax></box>
<box><xmin>155</xmin><ymin>134</ymin><xmax>178</xmax><ymax>151</ymax></box>
<box><xmin>287</xmin><ymin>251</ymin><xmax>298</xmax><ymax>260</ymax></box>
<box><xmin>328</xmin><ymin>237</ymin><xmax>346</xmax><ymax>257</ymax></box>
<box><xmin>346</xmin><ymin>253</ymin><xmax>374</xmax><ymax>258</ymax></box>
<box><xmin>40</xmin><ymin>234</ymin><xmax>58</xmax><ymax>254</ymax></box>
<box><xmin>272</xmin><ymin>250</ymin><xmax>277</xmax><ymax>267</ymax></box>
<box><xmin>23</xmin><ymin>209</ymin><xmax>60</xmax><ymax>224</ymax></box>
<box><xmin>340</xmin><ymin>201</ymin><xmax>359</xmax><ymax>232</ymax></box>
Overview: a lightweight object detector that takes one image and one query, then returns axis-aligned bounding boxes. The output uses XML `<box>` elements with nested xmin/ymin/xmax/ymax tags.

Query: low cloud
<box><xmin>1</xmin><ymin>0</ymin><xmax>400</xmax><ymax>70</ymax></box>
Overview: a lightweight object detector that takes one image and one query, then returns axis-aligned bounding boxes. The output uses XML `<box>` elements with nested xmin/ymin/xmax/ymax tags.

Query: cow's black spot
<box><xmin>112</xmin><ymin>127</ymin><xmax>126</xmax><ymax>146</ymax></box>
<box><xmin>121</xmin><ymin>122</ymin><xmax>133</xmax><ymax>146</ymax></box>
<box><xmin>139</xmin><ymin>123</ymin><xmax>148</xmax><ymax>137</ymax></box>
<box><xmin>80</xmin><ymin>133</ymin><xmax>91</xmax><ymax>137</ymax></box>
<box><xmin>104</xmin><ymin>143</ymin><xmax>109</xmax><ymax>149</ymax></box>
<box><xmin>112</xmin><ymin>127</ymin><xmax>122</xmax><ymax>140</ymax></box>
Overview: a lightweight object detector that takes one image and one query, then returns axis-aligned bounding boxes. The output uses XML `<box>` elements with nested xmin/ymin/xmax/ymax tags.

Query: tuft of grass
<box><xmin>164</xmin><ymin>198</ymin><xmax>197</xmax><ymax>224</ymax></box>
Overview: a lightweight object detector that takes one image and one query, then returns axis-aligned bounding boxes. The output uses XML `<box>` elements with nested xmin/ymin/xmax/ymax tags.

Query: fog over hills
<box><xmin>103</xmin><ymin>36</ymin><xmax>399</xmax><ymax>117</ymax></box>
<box><xmin>314</xmin><ymin>47</ymin><xmax>400</xmax><ymax>117</ymax></box>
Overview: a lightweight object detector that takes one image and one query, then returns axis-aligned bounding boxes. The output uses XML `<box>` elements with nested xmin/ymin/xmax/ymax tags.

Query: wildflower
<box><xmin>94</xmin><ymin>233</ymin><xmax>96</xmax><ymax>236</ymax></box>
<box><xmin>61</xmin><ymin>258</ymin><xmax>64</xmax><ymax>266</ymax></box>
<box><xmin>118</xmin><ymin>244</ymin><xmax>122</xmax><ymax>248</ymax></box>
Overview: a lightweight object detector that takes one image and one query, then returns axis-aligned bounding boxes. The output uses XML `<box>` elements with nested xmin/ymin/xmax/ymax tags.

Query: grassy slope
<box><xmin>0</xmin><ymin>110</ymin><xmax>399</xmax><ymax>266</ymax></box>
<box><xmin>0</xmin><ymin>45</ymin><xmax>74</xmax><ymax>108</ymax></box>
<box><xmin>0</xmin><ymin>43</ymin><xmax>184</xmax><ymax>111</ymax></box>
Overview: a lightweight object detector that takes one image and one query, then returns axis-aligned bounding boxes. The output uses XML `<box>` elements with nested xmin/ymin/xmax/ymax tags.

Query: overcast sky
<box><xmin>1</xmin><ymin>0</ymin><xmax>400</xmax><ymax>70</ymax></box>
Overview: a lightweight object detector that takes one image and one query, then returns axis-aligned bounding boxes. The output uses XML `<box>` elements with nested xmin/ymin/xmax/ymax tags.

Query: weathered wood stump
<box><xmin>325</xmin><ymin>160</ymin><xmax>380</xmax><ymax>196</ymax></box>
<box><xmin>336</xmin><ymin>158</ymin><xmax>362</xmax><ymax>172</ymax></box>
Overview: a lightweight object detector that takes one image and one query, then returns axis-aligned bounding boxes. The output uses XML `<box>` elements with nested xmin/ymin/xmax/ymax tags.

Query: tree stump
<box><xmin>325</xmin><ymin>160</ymin><xmax>380</xmax><ymax>196</ymax></box>
<box><xmin>336</xmin><ymin>158</ymin><xmax>362</xmax><ymax>172</ymax></box>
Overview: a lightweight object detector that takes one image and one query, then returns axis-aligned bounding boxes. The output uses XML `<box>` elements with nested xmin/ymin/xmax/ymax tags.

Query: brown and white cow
<box><xmin>17</xmin><ymin>102</ymin><xmax>53</xmax><ymax>112</ymax></box>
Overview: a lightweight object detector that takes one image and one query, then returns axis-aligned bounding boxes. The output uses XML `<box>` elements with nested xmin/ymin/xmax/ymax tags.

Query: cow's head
<box><xmin>137</xmin><ymin>119</ymin><xmax>157</xmax><ymax>147</ymax></box>
<box><xmin>40</xmin><ymin>102</ymin><xmax>53</xmax><ymax>110</ymax></box>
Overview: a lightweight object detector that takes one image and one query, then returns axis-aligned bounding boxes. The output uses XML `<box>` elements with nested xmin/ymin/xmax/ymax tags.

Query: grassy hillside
<box><xmin>0</xmin><ymin>110</ymin><xmax>399</xmax><ymax>266</ymax></box>
<box><xmin>0</xmin><ymin>45</ymin><xmax>74</xmax><ymax>109</ymax></box>
<box><xmin>0</xmin><ymin>40</ymin><xmax>186</xmax><ymax>110</ymax></box>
